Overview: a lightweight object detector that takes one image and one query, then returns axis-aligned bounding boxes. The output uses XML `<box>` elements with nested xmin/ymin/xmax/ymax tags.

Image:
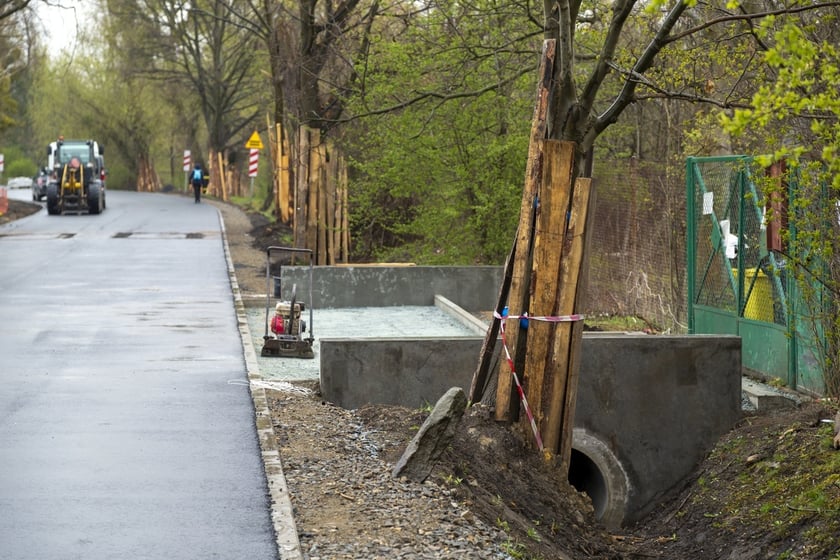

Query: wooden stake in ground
<box><xmin>468</xmin><ymin>231</ymin><xmax>516</xmax><ymax>404</ymax></box>
<box><xmin>294</xmin><ymin>127</ymin><xmax>311</xmax><ymax>249</ymax></box>
<box><xmin>494</xmin><ymin>38</ymin><xmax>556</xmax><ymax>422</ymax></box>
<box><xmin>306</xmin><ymin>129</ymin><xmax>321</xmax><ymax>258</ymax></box>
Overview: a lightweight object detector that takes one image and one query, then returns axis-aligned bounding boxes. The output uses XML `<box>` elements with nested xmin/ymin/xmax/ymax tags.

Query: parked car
<box><xmin>7</xmin><ymin>176</ymin><xmax>32</xmax><ymax>189</ymax></box>
<box><xmin>31</xmin><ymin>168</ymin><xmax>50</xmax><ymax>201</ymax></box>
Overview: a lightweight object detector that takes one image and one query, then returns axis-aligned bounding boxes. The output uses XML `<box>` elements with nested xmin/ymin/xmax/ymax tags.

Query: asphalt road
<box><xmin>0</xmin><ymin>190</ymin><xmax>278</xmax><ymax>559</ymax></box>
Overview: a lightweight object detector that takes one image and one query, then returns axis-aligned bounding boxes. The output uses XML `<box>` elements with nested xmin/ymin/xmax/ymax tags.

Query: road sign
<box><xmin>248</xmin><ymin>149</ymin><xmax>259</xmax><ymax>178</ymax></box>
<box><xmin>245</xmin><ymin>131</ymin><xmax>264</xmax><ymax>150</ymax></box>
<box><xmin>183</xmin><ymin>150</ymin><xmax>191</xmax><ymax>171</ymax></box>
<box><xmin>0</xmin><ymin>153</ymin><xmax>4</xmax><ymax>173</ymax></box>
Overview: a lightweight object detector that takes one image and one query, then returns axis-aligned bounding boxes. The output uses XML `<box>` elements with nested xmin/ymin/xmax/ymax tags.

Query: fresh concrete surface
<box><xmin>246</xmin><ymin>306</ymin><xmax>478</xmax><ymax>382</ymax></box>
<box><xmin>742</xmin><ymin>377</ymin><xmax>801</xmax><ymax>410</ymax></box>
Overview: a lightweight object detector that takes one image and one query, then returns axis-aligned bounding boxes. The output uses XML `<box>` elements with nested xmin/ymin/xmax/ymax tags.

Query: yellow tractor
<box><xmin>46</xmin><ymin>139</ymin><xmax>107</xmax><ymax>215</ymax></box>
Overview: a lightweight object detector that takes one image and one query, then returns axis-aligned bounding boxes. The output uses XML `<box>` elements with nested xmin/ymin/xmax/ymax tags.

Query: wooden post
<box><xmin>306</xmin><ymin>129</ymin><xmax>321</xmax><ymax>257</ymax></box>
<box><xmin>548</xmin><ymin>178</ymin><xmax>593</xmax><ymax>469</ymax></box>
<box><xmin>469</xmin><ymin>231</ymin><xmax>516</xmax><ymax>404</ymax></box>
<box><xmin>521</xmin><ymin>140</ymin><xmax>575</xmax><ymax>437</ymax></box>
<box><xmin>317</xmin><ymin>142</ymin><xmax>328</xmax><ymax>264</ymax></box>
<box><xmin>294</xmin><ymin>127</ymin><xmax>311</xmax><ymax>249</ymax></box>
<box><xmin>273</xmin><ymin>122</ymin><xmax>282</xmax><ymax>219</ymax></box>
<box><xmin>326</xmin><ymin>150</ymin><xmax>338</xmax><ymax>265</ymax></box>
<box><xmin>494</xmin><ymin>39</ymin><xmax>556</xmax><ymax>422</ymax></box>
<box><xmin>536</xmin><ymin>177</ymin><xmax>591</xmax><ymax>460</ymax></box>
<box><xmin>279</xmin><ymin>124</ymin><xmax>291</xmax><ymax>223</ymax></box>
<box><xmin>207</xmin><ymin>149</ymin><xmax>217</xmax><ymax>198</ymax></box>
<box><xmin>332</xmin><ymin>157</ymin><xmax>342</xmax><ymax>263</ymax></box>
<box><xmin>341</xmin><ymin>161</ymin><xmax>350</xmax><ymax>262</ymax></box>
<box><xmin>217</xmin><ymin>151</ymin><xmax>227</xmax><ymax>202</ymax></box>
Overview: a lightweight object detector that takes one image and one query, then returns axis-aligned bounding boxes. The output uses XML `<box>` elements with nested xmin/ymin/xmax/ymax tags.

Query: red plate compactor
<box><xmin>261</xmin><ymin>246</ymin><xmax>315</xmax><ymax>359</ymax></box>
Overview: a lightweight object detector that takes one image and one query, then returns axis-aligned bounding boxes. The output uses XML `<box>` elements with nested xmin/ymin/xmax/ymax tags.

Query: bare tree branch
<box><xmin>331</xmin><ymin>66</ymin><xmax>534</xmax><ymax>127</ymax></box>
<box><xmin>666</xmin><ymin>2</ymin><xmax>840</xmax><ymax>44</ymax></box>
<box><xmin>592</xmin><ymin>0</ymin><xmax>690</xmax><ymax>141</ymax></box>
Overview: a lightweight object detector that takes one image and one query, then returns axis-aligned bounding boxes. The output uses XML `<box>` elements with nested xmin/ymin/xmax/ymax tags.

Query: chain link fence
<box><xmin>582</xmin><ymin>158</ymin><xmax>688</xmax><ymax>333</ymax></box>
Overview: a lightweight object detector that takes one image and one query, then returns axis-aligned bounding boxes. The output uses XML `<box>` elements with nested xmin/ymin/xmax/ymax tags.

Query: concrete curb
<box><xmin>216</xmin><ymin>209</ymin><xmax>303</xmax><ymax>560</ymax></box>
<box><xmin>434</xmin><ymin>294</ymin><xmax>488</xmax><ymax>335</ymax></box>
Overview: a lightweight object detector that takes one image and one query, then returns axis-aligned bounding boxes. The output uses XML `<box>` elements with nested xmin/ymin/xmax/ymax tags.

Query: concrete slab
<box><xmin>742</xmin><ymin>377</ymin><xmax>800</xmax><ymax>410</ymax></box>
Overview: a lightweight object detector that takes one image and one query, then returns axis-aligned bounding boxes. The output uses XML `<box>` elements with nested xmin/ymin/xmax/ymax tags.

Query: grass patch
<box><xmin>584</xmin><ymin>314</ymin><xmax>657</xmax><ymax>332</ymax></box>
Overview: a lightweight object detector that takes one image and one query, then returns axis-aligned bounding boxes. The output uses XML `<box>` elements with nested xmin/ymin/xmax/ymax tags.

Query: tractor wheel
<box><xmin>87</xmin><ymin>183</ymin><xmax>102</xmax><ymax>214</ymax></box>
<box><xmin>46</xmin><ymin>185</ymin><xmax>61</xmax><ymax>215</ymax></box>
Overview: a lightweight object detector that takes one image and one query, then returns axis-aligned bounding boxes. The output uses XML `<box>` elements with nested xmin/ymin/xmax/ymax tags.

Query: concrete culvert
<box><xmin>569</xmin><ymin>449</ymin><xmax>608</xmax><ymax>518</ymax></box>
<box><xmin>568</xmin><ymin>428</ymin><xmax>630</xmax><ymax>529</ymax></box>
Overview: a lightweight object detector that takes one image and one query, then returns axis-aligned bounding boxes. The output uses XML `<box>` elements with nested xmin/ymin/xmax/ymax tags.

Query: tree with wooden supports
<box><xmin>469</xmin><ymin>40</ymin><xmax>594</xmax><ymax>474</ymax></box>
<box><xmin>469</xmin><ymin>0</ymin><xmax>711</xmax><ymax>473</ymax></box>
<box><xmin>234</xmin><ymin>0</ymin><xmax>370</xmax><ymax>265</ymax></box>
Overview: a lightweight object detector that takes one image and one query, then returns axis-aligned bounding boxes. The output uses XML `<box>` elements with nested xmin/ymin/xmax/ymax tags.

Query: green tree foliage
<box><xmin>29</xmin><ymin>48</ymin><xmax>135</xmax><ymax>189</ymax></box>
<box><xmin>723</xmin><ymin>12</ymin><xmax>840</xmax><ymax>396</ymax></box>
<box><xmin>105</xmin><ymin>0</ymin><xmax>262</xmax><ymax>180</ymax></box>
<box><xmin>0</xmin><ymin>3</ymin><xmax>34</xmax><ymax>137</ymax></box>
<box><xmin>1</xmin><ymin>143</ymin><xmax>35</xmax><ymax>176</ymax></box>
<box><xmin>343</xmin><ymin>0</ymin><xmax>540</xmax><ymax>262</ymax></box>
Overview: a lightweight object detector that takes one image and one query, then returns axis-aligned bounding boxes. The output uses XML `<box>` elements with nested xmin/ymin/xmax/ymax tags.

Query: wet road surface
<box><xmin>0</xmin><ymin>191</ymin><xmax>278</xmax><ymax>559</ymax></box>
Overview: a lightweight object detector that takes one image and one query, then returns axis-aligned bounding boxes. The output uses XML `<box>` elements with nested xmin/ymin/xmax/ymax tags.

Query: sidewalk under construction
<box><xmin>242</xmin><ymin>264</ymin><xmax>742</xmax><ymax>529</ymax></box>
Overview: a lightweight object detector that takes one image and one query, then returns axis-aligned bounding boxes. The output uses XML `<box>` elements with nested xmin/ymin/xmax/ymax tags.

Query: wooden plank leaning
<box><xmin>493</xmin><ymin>39</ymin><xmax>556</xmax><ymax>422</ymax></box>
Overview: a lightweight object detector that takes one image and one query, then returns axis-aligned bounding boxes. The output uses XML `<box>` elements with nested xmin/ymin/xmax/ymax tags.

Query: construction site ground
<box><xmin>213</xmin><ymin>198</ymin><xmax>840</xmax><ymax>560</ymax></box>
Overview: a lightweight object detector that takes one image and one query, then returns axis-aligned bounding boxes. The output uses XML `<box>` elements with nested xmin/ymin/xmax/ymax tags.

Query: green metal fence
<box><xmin>686</xmin><ymin>156</ymin><xmax>824</xmax><ymax>395</ymax></box>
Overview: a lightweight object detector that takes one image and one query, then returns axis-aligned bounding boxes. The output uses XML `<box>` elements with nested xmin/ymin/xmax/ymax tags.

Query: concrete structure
<box><xmin>287</xmin><ymin>265</ymin><xmax>743</xmax><ymax>529</ymax></box>
<box><xmin>572</xmin><ymin>333</ymin><xmax>741</xmax><ymax>527</ymax></box>
<box><xmin>320</xmin><ymin>332</ymin><xmax>741</xmax><ymax>528</ymax></box>
<box><xmin>281</xmin><ymin>265</ymin><xmax>503</xmax><ymax>311</ymax></box>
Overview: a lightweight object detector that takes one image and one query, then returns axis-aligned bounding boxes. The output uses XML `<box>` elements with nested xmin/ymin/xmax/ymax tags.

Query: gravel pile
<box><xmin>269</xmin><ymin>391</ymin><xmax>514</xmax><ymax>560</ymax></box>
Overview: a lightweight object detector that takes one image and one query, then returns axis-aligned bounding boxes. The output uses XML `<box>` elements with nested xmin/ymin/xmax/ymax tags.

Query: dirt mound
<box><xmin>355</xmin><ymin>396</ymin><xmax>840</xmax><ymax>559</ymax></box>
<box><xmin>0</xmin><ymin>199</ymin><xmax>40</xmax><ymax>225</ymax></box>
<box><xmin>357</xmin><ymin>400</ymin><xmax>630</xmax><ymax>559</ymax></box>
<box><xmin>629</xmin><ymin>401</ymin><xmax>840</xmax><ymax>559</ymax></box>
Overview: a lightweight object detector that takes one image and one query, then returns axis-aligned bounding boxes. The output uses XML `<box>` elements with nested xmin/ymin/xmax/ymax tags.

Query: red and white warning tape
<box><xmin>493</xmin><ymin>310</ymin><xmax>584</xmax><ymax>323</ymax></box>
<box><xmin>495</xmin><ymin>309</ymin><xmax>584</xmax><ymax>451</ymax></box>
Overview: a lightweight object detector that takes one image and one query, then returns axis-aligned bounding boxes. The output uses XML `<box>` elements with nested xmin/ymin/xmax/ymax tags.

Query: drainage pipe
<box><xmin>568</xmin><ymin>428</ymin><xmax>630</xmax><ymax>529</ymax></box>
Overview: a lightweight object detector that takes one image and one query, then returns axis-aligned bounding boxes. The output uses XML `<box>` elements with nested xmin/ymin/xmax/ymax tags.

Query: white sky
<box><xmin>36</xmin><ymin>0</ymin><xmax>91</xmax><ymax>54</ymax></box>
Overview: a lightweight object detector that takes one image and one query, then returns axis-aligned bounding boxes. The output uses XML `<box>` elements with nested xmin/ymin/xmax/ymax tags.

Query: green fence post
<box><xmin>686</xmin><ymin>157</ymin><xmax>696</xmax><ymax>334</ymax></box>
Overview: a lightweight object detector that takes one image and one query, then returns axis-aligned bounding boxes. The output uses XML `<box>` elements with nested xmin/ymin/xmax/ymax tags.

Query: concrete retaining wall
<box><xmin>319</xmin><ymin>332</ymin><xmax>742</xmax><ymax>528</ymax></box>
<box><xmin>281</xmin><ymin>265</ymin><xmax>503</xmax><ymax>311</ymax></box>
<box><xmin>320</xmin><ymin>338</ymin><xmax>488</xmax><ymax>411</ymax></box>
<box><xmin>573</xmin><ymin>334</ymin><xmax>741</xmax><ymax>526</ymax></box>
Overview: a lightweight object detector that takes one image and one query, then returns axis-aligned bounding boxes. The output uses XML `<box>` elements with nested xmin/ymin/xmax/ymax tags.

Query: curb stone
<box><xmin>216</xmin><ymin>208</ymin><xmax>303</xmax><ymax>560</ymax></box>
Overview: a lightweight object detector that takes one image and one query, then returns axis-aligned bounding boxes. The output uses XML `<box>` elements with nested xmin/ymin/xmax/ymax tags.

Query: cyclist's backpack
<box><xmin>192</xmin><ymin>168</ymin><xmax>202</xmax><ymax>182</ymax></box>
